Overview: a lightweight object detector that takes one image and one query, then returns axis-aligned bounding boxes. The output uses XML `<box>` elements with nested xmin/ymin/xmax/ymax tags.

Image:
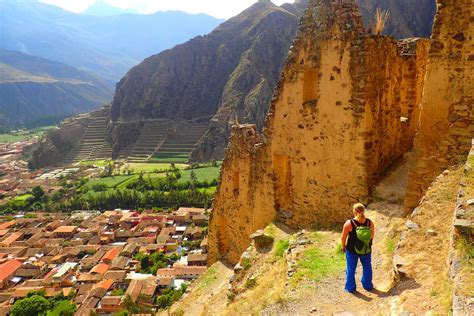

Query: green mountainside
<box><xmin>0</xmin><ymin>49</ymin><xmax>113</xmax><ymax>126</ymax></box>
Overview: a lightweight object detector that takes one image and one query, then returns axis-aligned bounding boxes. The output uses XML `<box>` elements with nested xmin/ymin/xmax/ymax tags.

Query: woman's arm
<box><xmin>341</xmin><ymin>220</ymin><xmax>352</xmax><ymax>252</ymax></box>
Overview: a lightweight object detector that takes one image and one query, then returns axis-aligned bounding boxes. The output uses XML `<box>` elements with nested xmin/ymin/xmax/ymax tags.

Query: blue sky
<box><xmin>39</xmin><ymin>0</ymin><xmax>293</xmax><ymax>19</ymax></box>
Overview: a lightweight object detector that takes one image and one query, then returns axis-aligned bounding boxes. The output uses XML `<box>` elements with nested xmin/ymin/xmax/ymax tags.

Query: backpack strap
<box><xmin>350</xmin><ymin>219</ymin><xmax>357</xmax><ymax>230</ymax></box>
<box><xmin>365</xmin><ymin>218</ymin><xmax>371</xmax><ymax>227</ymax></box>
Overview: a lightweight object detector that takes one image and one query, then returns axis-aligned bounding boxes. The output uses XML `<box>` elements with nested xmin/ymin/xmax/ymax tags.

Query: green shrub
<box><xmin>244</xmin><ymin>278</ymin><xmax>256</xmax><ymax>289</ymax></box>
<box><xmin>274</xmin><ymin>239</ymin><xmax>290</xmax><ymax>258</ymax></box>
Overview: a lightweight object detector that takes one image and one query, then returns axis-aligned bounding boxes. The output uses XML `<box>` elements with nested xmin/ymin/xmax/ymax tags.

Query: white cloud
<box><xmin>39</xmin><ymin>0</ymin><xmax>294</xmax><ymax>19</ymax></box>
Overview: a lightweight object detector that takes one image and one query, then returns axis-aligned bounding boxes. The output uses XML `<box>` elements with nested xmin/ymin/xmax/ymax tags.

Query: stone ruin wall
<box><xmin>208</xmin><ymin>0</ymin><xmax>431</xmax><ymax>265</ymax></box>
<box><xmin>405</xmin><ymin>0</ymin><xmax>473</xmax><ymax>211</ymax></box>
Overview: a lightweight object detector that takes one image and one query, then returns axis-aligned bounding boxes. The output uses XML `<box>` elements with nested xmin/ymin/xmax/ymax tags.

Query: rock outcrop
<box><xmin>209</xmin><ymin>0</ymin><xmax>432</xmax><ymax>265</ymax></box>
<box><xmin>404</xmin><ymin>0</ymin><xmax>474</xmax><ymax>211</ymax></box>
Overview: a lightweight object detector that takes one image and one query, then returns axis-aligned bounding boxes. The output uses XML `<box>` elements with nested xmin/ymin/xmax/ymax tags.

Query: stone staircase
<box><xmin>152</xmin><ymin>123</ymin><xmax>209</xmax><ymax>162</ymax></box>
<box><xmin>127</xmin><ymin>120</ymin><xmax>174</xmax><ymax>162</ymax></box>
<box><xmin>63</xmin><ymin>116</ymin><xmax>112</xmax><ymax>165</ymax></box>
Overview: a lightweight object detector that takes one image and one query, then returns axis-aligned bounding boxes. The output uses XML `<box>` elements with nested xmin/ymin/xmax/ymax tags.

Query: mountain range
<box><xmin>0</xmin><ymin>0</ymin><xmax>224</xmax><ymax>127</ymax></box>
<box><xmin>83</xmin><ymin>0</ymin><xmax>138</xmax><ymax>16</ymax></box>
<box><xmin>0</xmin><ymin>0</ymin><xmax>224</xmax><ymax>82</ymax></box>
<box><xmin>110</xmin><ymin>0</ymin><xmax>437</xmax><ymax>161</ymax></box>
<box><xmin>0</xmin><ymin>49</ymin><xmax>113</xmax><ymax>126</ymax></box>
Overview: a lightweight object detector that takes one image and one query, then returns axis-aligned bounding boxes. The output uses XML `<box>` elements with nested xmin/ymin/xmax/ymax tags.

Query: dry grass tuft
<box><xmin>375</xmin><ymin>8</ymin><xmax>390</xmax><ymax>35</ymax></box>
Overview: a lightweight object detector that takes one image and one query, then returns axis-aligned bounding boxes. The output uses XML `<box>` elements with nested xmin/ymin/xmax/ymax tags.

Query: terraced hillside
<box><xmin>152</xmin><ymin>123</ymin><xmax>209</xmax><ymax>163</ymax></box>
<box><xmin>63</xmin><ymin>115</ymin><xmax>112</xmax><ymax>164</ymax></box>
<box><xmin>126</xmin><ymin>120</ymin><xmax>174</xmax><ymax>162</ymax></box>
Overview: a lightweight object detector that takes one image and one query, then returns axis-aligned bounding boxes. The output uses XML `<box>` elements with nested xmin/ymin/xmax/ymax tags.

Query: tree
<box><xmin>31</xmin><ymin>186</ymin><xmax>45</xmax><ymax>202</ymax></box>
<box><xmin>190</xmin><ymin>170</ymin><xmax>198</xmax><ymax>191</ymax></box>
<box><xmin>46</xmin><ymin>300</ymin><xmax>77</xmax><ymax>316</ymax></box>
<box><xmin>91</xmin><ymin>183</ymin><xmax>107</xmax><ymax>192</ymax></box>
<box><xmin>122</xmin><ymin>295</ymin><xmax>140</xmax><ymax>314</ymax></box>
<box><xmin>10</xmin><ymin>295</ymin><xmax>51</xmax><ymax>316</ymax></box>
<box><xmin>111</xmin><ymin>288</ymin><xmax>125</xmax><ymax>296</ymax></box>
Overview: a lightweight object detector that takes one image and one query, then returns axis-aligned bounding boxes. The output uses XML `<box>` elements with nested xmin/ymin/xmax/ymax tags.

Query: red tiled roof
<box><xmin>94</xmin><ymin>279</ymin><xmax>114</xmax><ymax>291</ymax></box>
<box><xmin>176</xmin><ymin>207</ymin><xmax>205</xmax><ymax>216</ymax></box>
<box><xmin>176</xmin><ymin>266</ymin><xmax>207</xmax><ymax>276</ymax></box>
<box><xmin>102</xmin><ymin>248</ymin><xmax>120</xmax><ymax>262</ymax></box>
<box><xmin>42</xmin><ymin>267</ymin><xmax>59</xmax><ymax>282</ymax></box>
<box><xmin>1</xmin><ymin>232</ymin><xmax>22</xmax><ymax>246</ymax></box>
<box><xmin>0</xmin><ymin>259</ymin><xmax>22</xmax><ymax>282</ymax></box>
<box><xmin>90</xmin><ymin>263</ymin><xmax>109</xmax><ymax>274</ymax></box>
<box><xmin>53</xmin><ymin>226</ymin><xmax>77</xmax><ymax>234</ymax></box>
<box><xmin>0</xmin><ymin>221</ymin><xmax>15</xmax><ymax>230</ymax></box>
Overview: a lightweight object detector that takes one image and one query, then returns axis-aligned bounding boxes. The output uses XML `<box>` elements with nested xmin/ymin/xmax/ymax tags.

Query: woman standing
<box><xmin>341</xmin><ymin>203</ymin><xmax>375</xmax><ymax>293</ymax></box>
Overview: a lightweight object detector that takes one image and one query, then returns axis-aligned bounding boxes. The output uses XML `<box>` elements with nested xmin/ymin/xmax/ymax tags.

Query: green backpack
<box><xmin>352</xmin><ymin>219</ymin><xmax>372</xmax><ymax>255</ymax></box>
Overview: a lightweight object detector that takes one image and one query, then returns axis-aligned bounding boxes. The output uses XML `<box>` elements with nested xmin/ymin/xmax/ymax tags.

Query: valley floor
<box><xmin>168</xmin><ymin>156</ymin><xmax>468</xmax><ymax>315</ymax></box>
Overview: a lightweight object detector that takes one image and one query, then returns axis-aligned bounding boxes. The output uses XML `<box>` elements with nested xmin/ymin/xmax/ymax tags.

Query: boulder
<box><xmin>250</xmin><ymin>230</ymin><xmax>274</xmax><ymax>250</ymax></box>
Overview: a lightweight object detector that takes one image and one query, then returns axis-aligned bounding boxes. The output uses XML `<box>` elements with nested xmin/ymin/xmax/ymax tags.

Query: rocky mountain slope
<box><xmin>110</xmin><ymin>0</ymin><xmax>437</xmax><ymax>162</ymax></box>
<box><xmin>0</xmin><ymin>49</ymin><xmax>113</xmax><ymax>126</ymax></box>
<box><xmin>0</xmin><ymin>0</ymin><xmax>223</xmax><ymax>81</ymax></box>
<box><xmin>111</xmin><ymin>0</ymin><xmax>308</xmax><ymax>158</ymax></box>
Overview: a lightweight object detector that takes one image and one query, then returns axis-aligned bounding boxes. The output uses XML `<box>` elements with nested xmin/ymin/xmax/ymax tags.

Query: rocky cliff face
<box><xmin>110</xmin><ymin>0</ymin><xmax>436</xmax><ymax>162</ymax></box>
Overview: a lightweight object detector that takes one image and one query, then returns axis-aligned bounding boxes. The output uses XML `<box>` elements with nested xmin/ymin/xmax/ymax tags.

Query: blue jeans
<box><xmin>345</xmin><ymin>251</ymin><xmax>373</xmax><ymax>292</ymax></box>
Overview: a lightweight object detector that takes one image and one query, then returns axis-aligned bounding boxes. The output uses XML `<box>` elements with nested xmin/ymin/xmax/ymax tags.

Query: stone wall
<box><xmin>448</xmin><ymin>142</ymin><xmax>473</xmax><ymax>315</ymax></box>
<box><xmin>209</xmin><ymin>0</ymin><xmax>431</xmax><ymax>265</ymax></box>
<box><xmin>363</xmin><ymin>37</ymin><xmax>430</xmax><ymax>184</ymax></box>
<box><xmin>405</xmin><ymin>0</ymin><xmax>474</xmax><ymax>211</ymax></box>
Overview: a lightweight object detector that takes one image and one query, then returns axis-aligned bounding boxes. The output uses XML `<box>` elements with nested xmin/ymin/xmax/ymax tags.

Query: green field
<box><xmin>149</xmin><ymin>153</ymin><xmax>190</xmax><ymax>163</ymax></box>
<box><xmin>0</xmin><ymin>126</ymin><xmax>55</xmax><ymax>143</ymax></box>
<box><xmin>180</xmin><ymin>167</ymin><xmax>221</xmax><ymax>183</ymax></box>
<box><xmin>121</xmin><ymin>162</ymin><xmax>188</xmax><ymax>174</ymax></box>
<box><xmin>84</xmin><ymin>175</ymin><xmax>135</xmax><ymax>190</ymax></box>
<box><xmin>12</xmin><ymin>194</ymin><xmax>34</xmax><ymax>202</ymax></box>
<box><xmin>79</xmin><ymin>160</ymin><xmax>111</xmax><ymax>167</ymax></box>
<box><xmin>83</xmin><ymin>165</ymin><xmax>220</xmax><ymax>192</ymax></box>
<box><xmin>199</xmin><ymin>187</ymin><xmax>217</xmax><ymax>194</ymax></box>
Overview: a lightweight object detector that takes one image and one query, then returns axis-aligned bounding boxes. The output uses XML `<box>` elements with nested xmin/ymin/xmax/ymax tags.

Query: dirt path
<box><xmin>263</xmin><ymin>157</ymin><xmax>464</xmax><ymax>315</ymax></box>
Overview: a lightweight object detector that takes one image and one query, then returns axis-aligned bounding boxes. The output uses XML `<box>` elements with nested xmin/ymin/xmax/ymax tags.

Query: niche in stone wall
<box><xmin>303</xmin><ymin>68</ymin><xmax>318</xmax><ymax>104</ymax></box>
<box><xmin>218</xmin><ymin>215</ymin><xmax>229</xmax><ymax>255</ymax></box>
<box><xmin>233</xmin><ymin>170</ymin><xmax>240</xmax><ymax>195</ymax></box>
<box><xmin>273</xmin><ymin>155</ymin><xmax>292</xmax><ymax>211</ymax></box>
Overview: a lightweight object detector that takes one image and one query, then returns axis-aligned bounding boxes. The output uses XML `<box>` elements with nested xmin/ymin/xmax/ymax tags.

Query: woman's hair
<box><xmin>353</xmin><ymin>203</ymin><xmax>366</xmax><ymax>222</ymax></box>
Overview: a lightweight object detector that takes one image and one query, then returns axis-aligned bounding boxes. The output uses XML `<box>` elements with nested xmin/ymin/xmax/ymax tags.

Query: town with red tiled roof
<box><xmin>0</xmin><ymin>207</ymin><xmax>210</xmax><ymax>314</ymax></box>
